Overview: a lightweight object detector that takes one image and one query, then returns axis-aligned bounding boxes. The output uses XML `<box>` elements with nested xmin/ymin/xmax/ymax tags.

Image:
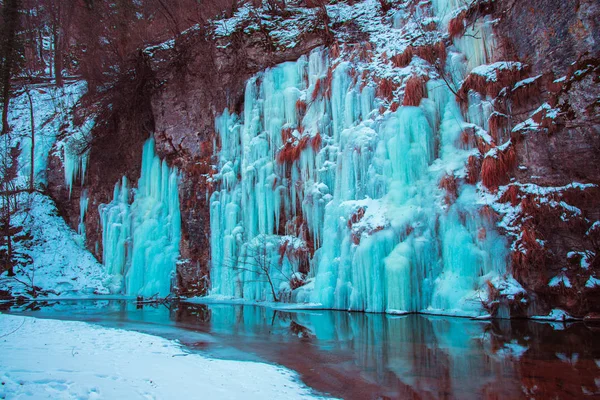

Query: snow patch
<box><xmin>585</xmin><ymin>276</ymin><xmax>600</xmax><ymax>289</ymax></box>
<box><xmin>470</xmin><ymin>62</ymin><xmax>524</xmax><ymax>82</ymax></box>
<box><xmin>0</xmin><ymin>314</ymin><xmax>330</xmax><ymax>399</ymax></box>
<box><xmin>531</xmin><ymin>309</ymin><xmax>574</xmax><ymax>321</ymax></box>
<box><xmin>0</xmin><ymin>193</ymin><xmax>110</xmax><ymax>298</ymax></box>
<box><xmin>549</xmin><ymin>272</ymin><xmax>572</xmax><ymax>289</ymax></box>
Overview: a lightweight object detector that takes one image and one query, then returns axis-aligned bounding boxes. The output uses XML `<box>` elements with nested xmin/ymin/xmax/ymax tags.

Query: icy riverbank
<box><xmin>0</xmin><ymin>314</ymin><xmax>332</xmax><ymax>399</ymax></box>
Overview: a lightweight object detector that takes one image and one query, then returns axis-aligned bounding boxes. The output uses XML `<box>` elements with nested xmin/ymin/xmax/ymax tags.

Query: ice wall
<box><xmin>209</xmin><ymin>5</ymin><xmax>508</xmax><ymax>315</ymax></box>
<box><xmin>100</xmin><ymin>138</ymin><xmax>181</xmax><ymax>297</ymax></box>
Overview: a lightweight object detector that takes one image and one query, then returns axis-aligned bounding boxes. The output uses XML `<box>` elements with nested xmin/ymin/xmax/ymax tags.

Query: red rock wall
<box><xmin>48</xmin><ymin>0</ymin><xmax>600</xmax><ymax>314</ymax></box>
<box><xmin>491</xmin><ymin>0</ymin><xmax>600</xmax><ymax>316</ymax></box>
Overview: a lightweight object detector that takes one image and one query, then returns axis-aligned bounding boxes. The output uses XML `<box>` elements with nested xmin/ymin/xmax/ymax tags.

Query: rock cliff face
<box><xmin>147</xmin><ymin>25</ymin><xmax>328</xmax><ymax>295</ymax></box>
<box><xmin>48</xmin><ymin>55</ymin><xmax>154</xmax><ymax>275</ymax></box>
<box><xmin>47</xmin><ymin>16</ymin><xmax>329</xmax><ymax>297</ymax></box>
<box><xmin>490</xmin><ymin>0</ymin><xmax>600</xmax><ymax>315</ymax></box>
<box><xmin>48</xmin><ymin>0</ymin><xmax>599</xmax><ymax>316</ymax></box>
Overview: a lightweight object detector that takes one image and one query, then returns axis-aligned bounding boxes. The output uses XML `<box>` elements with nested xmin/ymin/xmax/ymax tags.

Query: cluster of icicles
<box><xmin>98</xmin><ymin>138</ymin><xmax>181</xmax><ymax>297</ymax></box>
<box><xmin>209</xmin><ymin>5</ymin><xmax>509</xmax><ymax>315</ymax></box>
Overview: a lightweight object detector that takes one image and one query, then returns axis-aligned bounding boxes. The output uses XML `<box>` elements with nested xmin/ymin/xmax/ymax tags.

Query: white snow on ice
<box><xmin>0</xmin><ymin>314</ymin><xmax>332</xmax><ymax>399</ymax></box>
<box><xmin>531</xmin><ymin>309</ymin><xmax>574</xmax><ymax>322</ymax></box>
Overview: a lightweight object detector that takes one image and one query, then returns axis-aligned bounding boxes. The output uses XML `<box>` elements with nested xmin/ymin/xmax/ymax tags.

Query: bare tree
<box><xmin>223</xmin><ymin>234</ymin><xmax>298</xmax><ymax>302</ymax></box>
<box><xmin>24</xmin><ymin>89</ymin><xmax>35</xmax><ymax>192</ymax></box>
<box><xmin>0</xmin><ymin>142</ymin><xmax>21</xmax><ymax>276</ymax></box>
<box><xmin>1</xmin><ymin>0</ymin><xmax>22</xmax><ymax>134</ymax></box>
<box><xmin>45</xmin><ymin>0</ymin><xmax>75</xmax><ymax>87</ymax></box>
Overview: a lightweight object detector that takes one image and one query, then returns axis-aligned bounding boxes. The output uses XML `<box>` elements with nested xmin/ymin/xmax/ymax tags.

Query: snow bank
<box><xmin>0</xmin><ymin>314</ymin><xmax>332</xmax><ymax>399</ymax></box>
<box><xmin>531</xmin><ymin>309</ymin><xmax>575</xmax><ymax>321</ymax></box>
<box><xmin>0</xmin><ymin>193</ymin><xmax>110</xmax><ymax>298</ymax></box>
<box><xmin>0</xmin><ymin>81</ymin><xmax>112</xmax><ymax>299</ymax></box>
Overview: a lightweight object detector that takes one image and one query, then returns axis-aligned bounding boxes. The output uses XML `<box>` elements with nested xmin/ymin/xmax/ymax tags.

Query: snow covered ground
<box><xmin>0</xmin><ymin>314</ymin><xmax>332</xmax><ymax>399</ymax></box>
<box><xmin>0</xmin><ymin>81</ymin><xmax>112</xmax><ymax>299</ymax></box>
<box><xmin>0</xmin><ymin>192</ymin><xmax>111</xmax><ymax>298</ymax></box>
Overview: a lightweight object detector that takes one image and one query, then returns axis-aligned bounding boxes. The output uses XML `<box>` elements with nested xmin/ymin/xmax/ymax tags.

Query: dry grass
<box><xmin>477</xmin><ymin>138</ymin><xmax>493</xmax><ymax>156</ymax></box>
<box><xmin>509</xmin><ymin>76</ymin><xmax>542</xmax><ymax>109</ymax></box>
<box><xmin>459</xmin><ymin>126</ymin><xmax>495</xmax><ymax>154</ymax></box>
<box><xmin>311</xmin><ymin>79</ymin><xmax>322</xmax><ymax>101</ymax></box>
<box><xmin>448</xmin><ymin>10</ymin><xmax>467</xmax><ymax>38</ymax></box>
<box><xmin>485</xmin><ymin>279</ymin><xmax>500</xmax><ymax>304</ymax></box>
<box><xmin>458</xmin><ymin>126</ymin><xmax>478</xmax><ymax>150</ymax></box>
<box><xmin>531</xmin><ymin>106</ymin><xmax>560</xmax><ymax>134</ymax></box>
<box><xmin>377</xmin><ymin>78</ymin><xmax>397</xmax><ymax>101</ymax></box>
<box><xmin>466</xmin><ymin>154</ymin><xmax>482</xmax><ymax>184</ymax></box>
<box><xmin>358</xmin><ymin>41</ymin><xmax>373</xmax><ymax>62</ymax></box>
<box><xmin>289</xmin><ymin>274</ymin><xmax>306</xmax><ymax>290</ymax></box>
<box><xmin>458</xmin><ymin>65</ymin><xmax>528</xmax><ymax>107</ymax></box>
<box><xmin>481</xmin><ymin>145</ymin><xmax>517</xmax><ymax>190</ymax></box>
<box><xmin>347</xmin><ymin>207</ymin><xmax>366</xmax><ymax>229</ymax></box>
<box><xmin>422</xmin><ymin>20</ymin><xmax>437</xmax><ymax>32</ymax></box>
<box><xmin>391</xmin><ymin>47</ymin><xmax>413</xmax><ymax>68</ymax></box>
<box><xmin>281</xmin><ymin>127</ymin><xmax>294</xmax><ymax>142</ymax></box>
<box><xmin>402</xmin><ymin>75</ymin><xmax>425</xmax><ymax>106</ymax></box>
<box><xmin>378</xmin><ymin>0</ymin><xmax>392</xmax><ymax>13</ymax></box>
<box><xmin>479</xmin><ymin>205</ymin><xmax>499</xmax><ymax>223</ymax></box>
<box><xmin>296</xmin><ymin>99</ymin><xmax>307</xmax><ymax>118</ymax></box>
<box><xmin>439</xmin><ymin>174</ymin><xmax>458</xmax><ymax>205</ymax></box>
<box><xmin>414</xmin><ymin>42</ymin><xmax>447</xmax><ymax>68</ymax></box>
<box><xmin>478</xmin><ymin>227</ymin><xmax>487</xmax><ymax>240</ymax></box>
<box><xmin>499</xmin><ymin>184</ymin><xmax>520</xmax><ymax>206</ymax></box>
<box><xmin>488</xmin><ymin>112</ymin><xmax>508</xmax><ymax>143</ymax></box>
<box><xmin>312</xmin><ymin>68</ymin><xmax>334</xmax><ymax>101</ymax></box>
<box><xmin>277</xmin><ymin>135</ymin><xmax>310</xmax><ymax>165</ymax></box>
<box><xmin>330</xmin><ymin>41</ymin><xmax>340</xmax><ymax>59</ymax></box>
<box><xmin>511</xmin><ymin>224</ymin><xmax>546</xmax><ymax>280</ymax></box>
<box><xmin>311</xmin><ymin>131</ymin><xmax>322</xmax><ymax>152</ymax></box>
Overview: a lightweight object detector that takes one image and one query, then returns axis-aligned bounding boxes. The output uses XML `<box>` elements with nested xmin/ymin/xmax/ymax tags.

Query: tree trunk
<box><xmin>53</xmin><ymin>5</ymin><xmax>63</xmax><ymax>88</ymax></box>
<box><xmin>6</xmin><ymin>224</ymin><xmax>14</xmax><ymax>277</ymax></box>
<box><xmin>2</xmin><ymin>190</ymin><xmax>14</xmax><ymax>276</ymax></box>
<box><xmin>1</xmin><ymin>79</ymin><xmax>10</xmax><ymax>135</ymax></box>
<box><xmin>26</xmin><ymin>91</ymin><xmax>35</xmax><ymax>192</ymax></box>
<box><xmin>266</xmin><ymin>273</ymin><xmax>279</xmax><ymax>302</ymax></box>
<box><xmin>1</xmin><ymin>0</ymin><xmax>20</xmax><ymax>135</ymax></box>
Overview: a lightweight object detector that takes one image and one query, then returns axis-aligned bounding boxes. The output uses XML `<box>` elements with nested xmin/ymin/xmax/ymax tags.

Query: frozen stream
<box><xmin>4</xmin><ymin>300</ymin><xmax>600</xmax><ymax>399</ymax></box>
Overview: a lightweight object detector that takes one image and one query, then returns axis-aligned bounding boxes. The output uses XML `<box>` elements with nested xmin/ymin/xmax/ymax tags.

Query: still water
<box><xmin>4</xmin><ymin>300</ymin><xmax>600</xmax><ymax>399</ymax></box>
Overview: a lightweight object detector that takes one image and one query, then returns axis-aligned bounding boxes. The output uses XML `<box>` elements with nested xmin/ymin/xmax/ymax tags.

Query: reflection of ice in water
<box><xmin>207</xmin><ymin>305</ymin><xmax>523</xmax><ymax>398</ymax></box>
<box><xmin>9</xmin><ymin>301</ymin><xmax>598</xmax><ymax>399</ymax></box>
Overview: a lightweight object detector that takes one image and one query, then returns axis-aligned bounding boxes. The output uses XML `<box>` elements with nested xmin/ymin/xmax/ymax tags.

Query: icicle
<box><xmin>99</xmin><ymin>177</ymin><xmax>131</xmax><ymax>283</ymax></box>
<box><xmin>63</xmin><ymin>117</ymin><xmax>94</xmax><ymax>197</ymax></box>
<box><xmin>100</xmin><ymin>138</ymin><xmax>181</xmax><ymax>297</ymax></box>
<box><xmin>63</xmin><ymin>148</ymin><xmax>90</xmax><ymax>197</ymax></box>
<box><xmin>209</xmin><ymin>46</ymin><xmax>508</xmax><ymax>315</ymax></box>
<box><xmin>78</xmin><ymin>189</ymin><xmax>89</xmax><ymax>239</ymax></box>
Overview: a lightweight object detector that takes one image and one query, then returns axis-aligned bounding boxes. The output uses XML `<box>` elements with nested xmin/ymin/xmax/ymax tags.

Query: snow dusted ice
<box><xmin>0</xmin><ymin>314</ymin><xmax>332</xmax><ymax>399</ymax></box>
<box><xmin>208</xmin><ymin>42</ymin><xmax>510</xmax><ymax>316</ymax></box>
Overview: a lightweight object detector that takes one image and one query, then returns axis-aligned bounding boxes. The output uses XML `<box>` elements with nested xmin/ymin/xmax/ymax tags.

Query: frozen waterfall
<box><xmin>208</xmin><ymin>1</ymin><xmax>509</xmax><ymax>315</ymax></box>
<box><xmin>100</xmin><ymin>138</ymin><xmax>181</xmax><ymax>297</ymax></box>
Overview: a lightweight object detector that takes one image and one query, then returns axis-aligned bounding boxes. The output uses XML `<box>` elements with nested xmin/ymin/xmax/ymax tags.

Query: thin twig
<box><xmin>0</xmin><ymin>317</ymin><xmax>26</xmax><ymax>338</ymax></box>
